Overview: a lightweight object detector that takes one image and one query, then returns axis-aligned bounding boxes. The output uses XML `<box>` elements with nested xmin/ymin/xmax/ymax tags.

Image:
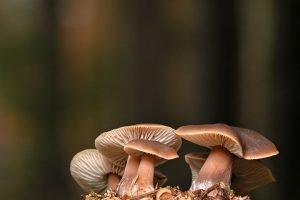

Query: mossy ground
<box><xmin>81</xmin><ymin>184</ymin><xmax>250</xmax><ymax>200</ymax></box>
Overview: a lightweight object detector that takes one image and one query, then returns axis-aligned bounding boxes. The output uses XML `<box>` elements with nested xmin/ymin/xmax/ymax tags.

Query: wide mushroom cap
<box><xmin>176</xmin><ymin>123</ymin><xmax>278</xmax><ymax>159</ymax></box>
<box><xmin>185</xmin><ymin>152</ymin><xmax>275</xmax><ymax>194</ymax></box>
<box><xmin>95</xmin><ymin>124</ymin><xmax>182</xmax><ymax>166</ymax></box>
<box><xmin>70</xmin><ymin>149</ymin><xmax>123</xmax><ymax>193</ymax></box>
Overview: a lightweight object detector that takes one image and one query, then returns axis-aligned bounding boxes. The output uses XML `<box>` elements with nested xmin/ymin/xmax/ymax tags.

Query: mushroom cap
<box><xmin>124</xmin><ymin>139</ymin><xmax>179</xmax><ymax>162</ymax></box>
<box><xmin>70</xmin><ymin>149</ymin><xmax>123</xmax><ymax>193</ymax></box>
<box><xmin>231</xmin><ymin>159</ymin><xmax>275</xmax><ymax>194</ymax></box>
<box><xmin>95</xmin><ymin>124</ymin><xmax>182</xmax><ymax>166</ymax></box>
<box><xmin>176</xmin><ymin>123</ymin><xmax>278</xmax><ymax>159</ymax></box>
<box><xmin>184</xmin><ymin>152</ymin><xmax>275</xmax><ymax>194</ymax></box>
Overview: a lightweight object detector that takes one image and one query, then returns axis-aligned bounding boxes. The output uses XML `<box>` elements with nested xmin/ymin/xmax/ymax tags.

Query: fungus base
<box><xmin>81</xmin><ymin>184</ymin><xmax>250</xmax><ymax>200</ymax></box>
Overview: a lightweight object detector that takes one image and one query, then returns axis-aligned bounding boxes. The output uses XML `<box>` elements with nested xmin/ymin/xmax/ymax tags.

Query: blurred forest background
<box><xmin>0</xmin><ymin>1</ymin><xmax>299</xmax><ymax>200</ymax></box>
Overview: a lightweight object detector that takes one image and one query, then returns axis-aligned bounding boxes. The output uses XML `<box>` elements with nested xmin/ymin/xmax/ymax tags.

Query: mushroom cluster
<box><xmin>70</xmin><ymin>123</ymin><xmax>278</xmax><ymax>200</ymax></box>
<box><xmin>70</xmin><ymin>124</ymin><xmax>181</xmax><ymax>197</ymax></box>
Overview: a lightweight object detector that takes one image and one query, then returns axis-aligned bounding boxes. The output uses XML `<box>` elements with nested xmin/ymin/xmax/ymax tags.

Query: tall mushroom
<box><xmin>176</xmin><ymin>123</ymin><xmax>278</xmax><ymax>191</ymax></box>
<box><xmin>70</xmin><ymin>149</ymin><xmax>123</xmax><ymax>193</ymax></box>
<box><xmin>95</xmin><ymin>124</ymin><xmax>181</xmax><ymax>196</ymax></box>
<box><xmin>185</xmin><ymin>152</ymin><xmax>276</xmax><ymax>194</ymax></box>
<box><xmin>124</xmin><ymin>139</ymin><xmax>179</xmax><ymax>196</ymax></box>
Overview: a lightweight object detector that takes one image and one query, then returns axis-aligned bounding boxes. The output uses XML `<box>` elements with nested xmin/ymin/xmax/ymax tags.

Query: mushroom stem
<box><xmin>191</xmin><ymin>146</ymin><xmax>233</xmax><ymax>191</ymax></box>
<box><xmin>107</xmin><ymin>173</ymin><xmax>120</xmax><ymax>192</ymax></box>
<box><xmin>134</xmin><ymin>154</ymin><xmax>155</xmax><ymax>195</ymax></box>
<box><xmin>118</xmin><ymin>155</ymin><xmax>140</xmax><ymax>196</ymax></box>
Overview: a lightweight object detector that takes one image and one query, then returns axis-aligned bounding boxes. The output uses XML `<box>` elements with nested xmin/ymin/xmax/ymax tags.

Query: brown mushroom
<box><xmin>95</xmin><ymin>124</ymin><xmax>181</xmax><ymax>196</ymax></box>
<box><xmin>185</xmin><ymin>152</ymin><xmax>275</xmax><ymax>194</ymax></box>
<box><xmin>70</xmin><ymin>149</ymin><xmax>123</xmax><ymax>193</ymax></box>
<box><xmin>176</xmin><ymin>123</ymin><xmax>278</xmax><ymax>191</ymax></box>
<box><xmin>124</xmin><ymin>139</ymin><xmax>179</xmax><ymax>196</ymax></box>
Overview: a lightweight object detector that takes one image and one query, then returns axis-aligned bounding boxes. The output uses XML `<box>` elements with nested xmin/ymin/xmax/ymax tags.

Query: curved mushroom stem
<box><xmin>118</xmin><ymin>155</ymin><xmax>140</xmax><ymax>196</ymax></box>
<box><xmin>133</xmin><ymin>154</ymin><xmax>155</xmax><ymax>196</ymax></box>
<box><xmin>107</xmin><ymin>173</ymin><xmax>120</xmax><ymax>192</ymax></box>
<box><xmin>191</xmin><ymin>146</ymin><xmax>233</xmax><ymax>191</ymax></box>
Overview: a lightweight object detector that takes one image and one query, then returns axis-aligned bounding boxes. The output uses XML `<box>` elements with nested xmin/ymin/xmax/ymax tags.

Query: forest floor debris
<box><xmin>81</xmin><ymin>184</ymin><xmax>250</xmax><ymax>200</ymax></box>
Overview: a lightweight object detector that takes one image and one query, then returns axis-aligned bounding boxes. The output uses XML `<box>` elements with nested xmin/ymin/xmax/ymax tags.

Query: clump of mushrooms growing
<box><xmin>70</xmin><ymin>149</ymin><xmax>168</xmax><ymax>195</ymax></box>
<box><xmin>70</xmin><ymin>123</ymin><xmax>278</xmax><ymax>200</ymax></box>
<box><xmin>95</xmin><ymin>124</ymin><xmax>181</xmax><ymax>197</ymax></box>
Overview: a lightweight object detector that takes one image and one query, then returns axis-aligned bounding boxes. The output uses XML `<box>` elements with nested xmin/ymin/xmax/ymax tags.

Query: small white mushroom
<box><xmin>70</xmin><ymin>149</ymin><xmax>123</xmax><ymax>193</ymax></box>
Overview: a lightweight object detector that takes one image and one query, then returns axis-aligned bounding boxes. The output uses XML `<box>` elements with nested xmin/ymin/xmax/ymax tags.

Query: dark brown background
<box><xmin>0</xmin><ymin>1</ymin><xmax>298</xmax><ymax>200</ymax></box>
